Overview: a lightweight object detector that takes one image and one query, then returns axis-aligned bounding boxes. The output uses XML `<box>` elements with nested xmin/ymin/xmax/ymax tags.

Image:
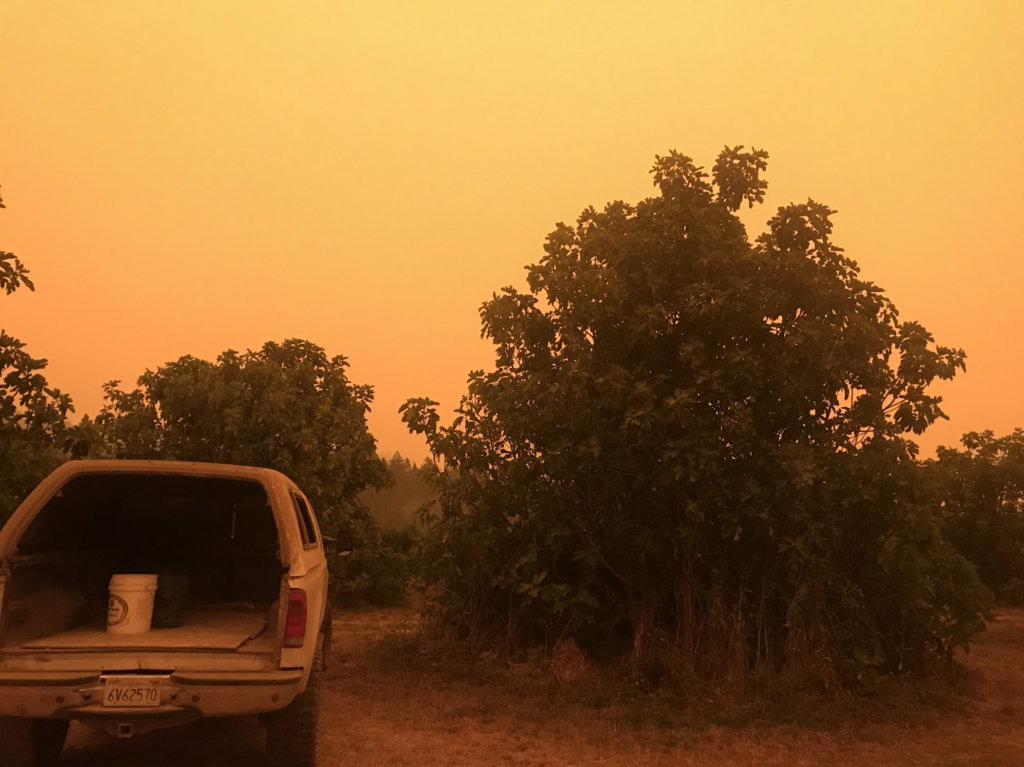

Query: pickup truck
<box><xmin>0</xmin><ymin>460</ymin><xmax>344</xmax><ymax>767</ymax></box>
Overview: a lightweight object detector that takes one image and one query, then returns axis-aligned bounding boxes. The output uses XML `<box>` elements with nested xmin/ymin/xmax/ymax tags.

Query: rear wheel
<box><xmin>321</xmin><ymin>603</ymin><xmax>334</xmax><ymax>671</ymax></box>
<box><xmin>0</xmin><ymin>717</ymin><xmax>70</xmax><ymax>767</ymax></box>
<box><xmin>265</xmin><ymin>638</ymin><xmax>323</xmax><ymax>767</ymax></box>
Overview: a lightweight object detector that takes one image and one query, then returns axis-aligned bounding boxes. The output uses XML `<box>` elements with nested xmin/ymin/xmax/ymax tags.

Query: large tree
<box><xmin>93</xmin><ymin>339</ymin><xmax>391</xmax><ymax>543</ymax></box>
<box><xmin>0</xmin><ymin>186</ymin><xmax>76</xmax><ymax>523</ymax></box>
<box><xmin>403</xmin><ymin>147</ymin><xmax>989</xmax><ymax>684</ymax></box>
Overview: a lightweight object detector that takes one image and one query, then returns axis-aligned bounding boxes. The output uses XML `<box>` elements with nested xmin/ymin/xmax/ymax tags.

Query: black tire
<box><xmin>265</xmin><ymin>637</ymin><xmax>323</xmax><ymax>767</ymax></box>
<box><xmin>0</xmin><ymin>717</ymin><xmax>70</xmax><ymax>767</ymax></box>
<box><xmin>321</xmin><ymin>603</ymin><xmax>334</xmax><ymax>672</ymax></box>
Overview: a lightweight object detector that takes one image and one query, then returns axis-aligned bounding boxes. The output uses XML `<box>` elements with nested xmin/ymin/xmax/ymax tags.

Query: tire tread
<box><xmin>0</xmin><ymin>717</ymin><xmax>69</xmax><ymax>767</ymax></box>
<box><xmin>265</xmin><ymin>638</ymin><xmax>323</xmax><ymax>767</ymax></box>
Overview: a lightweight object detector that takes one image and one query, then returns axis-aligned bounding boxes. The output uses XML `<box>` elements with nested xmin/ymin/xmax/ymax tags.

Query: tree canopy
<box><xmin>403</xmin><ymin>147</ymin><xmax>988</xmax><ymax>685</ymax></box>
<box><xmin>0</xmin><ymin>186</ymin><xmax>77</xmax><ymax>523</ymax></box>
<box><xmin>934</xmin><ymin>429</ymin><xmax>1024</xmax><ymax>600</ymax></box>
<box><xmin>91</xmin><ymin>339</ymin><xmax>391</xmax><ymax>542</ymax></box>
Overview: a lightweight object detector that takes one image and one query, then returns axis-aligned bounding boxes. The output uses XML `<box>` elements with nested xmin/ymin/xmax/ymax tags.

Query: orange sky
<box><xmin>1</xmin><ymin>1</ymin><xmax>1022</xmax><ymax>461</ymax></box>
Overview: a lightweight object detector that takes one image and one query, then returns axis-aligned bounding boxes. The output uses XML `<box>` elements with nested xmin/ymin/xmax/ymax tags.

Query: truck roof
<box><xmin>43</xmin><ymin>459</ymin><xmax>292</xmax><ymax>483</ymax></box>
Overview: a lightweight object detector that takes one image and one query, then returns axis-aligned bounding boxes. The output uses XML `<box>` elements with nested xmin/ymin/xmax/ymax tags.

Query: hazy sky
<box><xmin>1</xmin><ymin>1</ymin><xmax>1022</xmax><ymax>460</ymax></box>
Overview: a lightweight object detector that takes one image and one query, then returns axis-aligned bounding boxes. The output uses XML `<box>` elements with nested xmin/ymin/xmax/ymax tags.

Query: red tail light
<box><xmin>284</xmin><ymin>589</ymin><xmax>307</xmax><ymax>647</ymax></box>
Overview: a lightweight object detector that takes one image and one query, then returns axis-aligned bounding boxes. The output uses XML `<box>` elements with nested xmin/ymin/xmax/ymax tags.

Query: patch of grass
<box><xmin>368</xmin><ymin>630</ymin><xmax>516</xmax><ymax>689</ymax></box>
<box><xmin>366</xmin><ymin>631</ymin><xmax>427</xmax><ymax>672</ymax></box>
<box><xmin>582</xmin><ymin>691</ymin><xmax>614</xmax><ymax>710</ymax></box>
<box><xmin>977</xmin><ymin>613</ymin><xmax>1024</xmax><ymax>648</ymax></box>
<box><xmin>364</xmin><ymin>618</ymin><xmax>977</xmax><ymax>741</ymax></box>
<box><xmin>317</xmin><ymin>607</ymin><xmax>1024</xmax><ymax>767</ymax></box>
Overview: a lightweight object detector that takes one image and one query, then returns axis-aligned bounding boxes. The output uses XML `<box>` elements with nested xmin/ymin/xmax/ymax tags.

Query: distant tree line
<box><xmin>361</xmin><ymin>453</ymin><xmax>436</xmax><ymax>531</ymax></box>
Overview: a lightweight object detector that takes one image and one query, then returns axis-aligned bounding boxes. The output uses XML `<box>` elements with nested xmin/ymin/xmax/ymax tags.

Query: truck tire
<box><xmin>321</xmin><ymin>603</ymin><xmax>334</xmax><ymax>672</ymax></box>
<box><xmin>0</xmin><ymin>717</ymin><xmax>69</xmax><ymax>767</ymax></box>
<box><xmin>265</xmin><ymin>638</ymin><xmax>323</xmax><ymax>767</ymax></box>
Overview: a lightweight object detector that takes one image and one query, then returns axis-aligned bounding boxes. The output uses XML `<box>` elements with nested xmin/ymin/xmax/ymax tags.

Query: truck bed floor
<box><xmin>17</xmin><ymin>611</ymin><xmax>268</xmax><ymax>651</ymax></box>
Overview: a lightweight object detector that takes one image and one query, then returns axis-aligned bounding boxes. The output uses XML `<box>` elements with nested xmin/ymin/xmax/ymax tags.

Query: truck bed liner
<box><xmin>19</xmin><ymin>610</ymin><xmax>268</xmax><ymax>651</ymax></box>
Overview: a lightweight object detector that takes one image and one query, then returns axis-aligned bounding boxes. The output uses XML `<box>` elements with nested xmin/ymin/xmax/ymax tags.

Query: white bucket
<box><xmin>107</xmin><ymin>574</ymin><xmax>158</xmax><ymax>634</ymax></box>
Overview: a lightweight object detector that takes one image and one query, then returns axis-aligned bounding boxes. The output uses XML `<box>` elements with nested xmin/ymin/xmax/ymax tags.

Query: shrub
<box><xmin>332</xmin><ymin>525</ymin><xmax>420</xmax><ymax>608</ymax></box>
<box><xmin>934</xmin><ymin>430</ymin><xmax>1024</xmax><ymax>597</ymax></box>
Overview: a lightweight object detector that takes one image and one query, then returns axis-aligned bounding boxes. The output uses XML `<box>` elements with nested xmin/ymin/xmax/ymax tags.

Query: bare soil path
<box><xmin>61</xmin><ymin>608</ymin><xmax>1024</xmax><ymax>766</ymax></box>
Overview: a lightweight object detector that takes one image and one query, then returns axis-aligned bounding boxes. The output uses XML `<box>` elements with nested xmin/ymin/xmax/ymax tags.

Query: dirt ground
<box><xmin>61</xmin><ymin>609</ymin><xmax>1024</xmax><ymax>766</ymax></box>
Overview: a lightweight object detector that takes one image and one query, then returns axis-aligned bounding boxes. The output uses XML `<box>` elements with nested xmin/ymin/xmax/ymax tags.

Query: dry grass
<box><xmin>61</xmin><ymin>608</ymin><xmax>1024</xmax><ymax>766</ymax></box>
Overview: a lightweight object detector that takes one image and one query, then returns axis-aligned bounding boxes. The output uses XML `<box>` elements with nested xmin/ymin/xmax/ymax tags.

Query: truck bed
<box><xmin>16</xmin><ymin>610</ymin><xmax>268</xmax><ymax>652</ymax></box>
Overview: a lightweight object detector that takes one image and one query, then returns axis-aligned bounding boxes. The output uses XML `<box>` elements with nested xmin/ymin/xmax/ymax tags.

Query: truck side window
<box><xmin>292</xmin><ymin>494</ymin><xmax>318</xmax><ymax>549</ymax></box>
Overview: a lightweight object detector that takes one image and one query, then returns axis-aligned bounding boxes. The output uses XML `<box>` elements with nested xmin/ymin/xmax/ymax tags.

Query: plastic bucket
<box><xmin>107</xmin><ymin>574</ymin><xmax>158</xmax><ymax>634</ymax></box>
<box><xmin>153</xmin><ymin>574</ymin><xmax>189</xmax><ymax>629</ymax></box>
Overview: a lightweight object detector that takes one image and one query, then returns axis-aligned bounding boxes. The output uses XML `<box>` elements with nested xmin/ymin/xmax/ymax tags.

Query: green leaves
<box><xmin>90</xmin><ymin>338</ymin><xmax>391</xmax><ymax>546</ymax></box>
<box><xmin>650</xmin><ymin>150</ymin><xmax>713</xmax><ymax>201</ymax></box>
<box><xmin>87</xmin><ymin>339</ymin><xmax>412</xmax><ymax>606</ymax></box>
<box><xmin>712</xmin><ymin>145</ymin><xmax>769</xmax><ymax>211</ymax></box>
<box><xmin>933</xmin><ymin>429</ymin><xmax>1024</xmax><ymax>598</ymax></box>
<box><xmin>403</xmin><ymin>146</ymin><xmax>987</xmax><ymax>681</ymax></box>
<box><xmin>0</xmin><ymin>252</ymin><xmax>35</xmax><ymax>295</ymax></box>
<box><xmin>0</xmin><ymin>183</ymin><xmax>77</xmax><ymax>524</ymax></box>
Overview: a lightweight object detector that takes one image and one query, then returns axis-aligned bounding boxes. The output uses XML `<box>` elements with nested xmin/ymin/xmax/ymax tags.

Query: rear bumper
<box><xmin>0</xmin><ymin>669</ymin><xmax>304</xmax><ymax>722</ymax></box>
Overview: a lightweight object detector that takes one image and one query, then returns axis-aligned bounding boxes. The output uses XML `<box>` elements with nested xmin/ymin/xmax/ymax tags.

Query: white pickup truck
<box><xmin>0</xmin><ymin>460</ymin><xmax>344</xmax><ymax>767</ymax></box>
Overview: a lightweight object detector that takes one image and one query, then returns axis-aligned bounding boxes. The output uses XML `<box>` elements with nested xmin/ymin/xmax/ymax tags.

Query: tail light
<box><xmin>284</xmin><ymin>589</ymin><xmax>307</xmax><ymax>648</ymax></box>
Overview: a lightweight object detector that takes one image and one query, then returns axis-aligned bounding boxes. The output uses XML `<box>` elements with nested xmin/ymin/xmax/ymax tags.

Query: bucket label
<box><xmin>108</xmin><ymin>595</ymin><xmax>129</xmax><ymax>626</ymax></box>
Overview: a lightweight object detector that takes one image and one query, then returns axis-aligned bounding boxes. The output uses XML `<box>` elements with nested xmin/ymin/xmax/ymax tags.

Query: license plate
<box><xmin>102</xmin><ymin>678</ymin><xmax>163</xmax><ymax>708</ymax></box>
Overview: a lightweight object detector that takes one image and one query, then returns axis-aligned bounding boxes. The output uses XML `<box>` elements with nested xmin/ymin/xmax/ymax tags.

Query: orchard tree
<box><xmin>0</xmin><ymin>186</ymin><xmax>76</xmax><ymax>523</ymax></box>
<box><xmin>403</xmin><ymin>147</ymin><xmax>988</xmax><ymax>685</ymax></box>
<box><xmin>94</xmin><ymin>339</ymin><xmax>391</xmax><ymax>541</ymax></box>
<box><xmin>93</xmin><ymin>340</ymin><xmax>403</xmax><ymax>605</ymax></box>
<box><xmin>934</xmin><ymin>430</ymin><xmax>1024</xmax><ymax>599</ymax></box>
